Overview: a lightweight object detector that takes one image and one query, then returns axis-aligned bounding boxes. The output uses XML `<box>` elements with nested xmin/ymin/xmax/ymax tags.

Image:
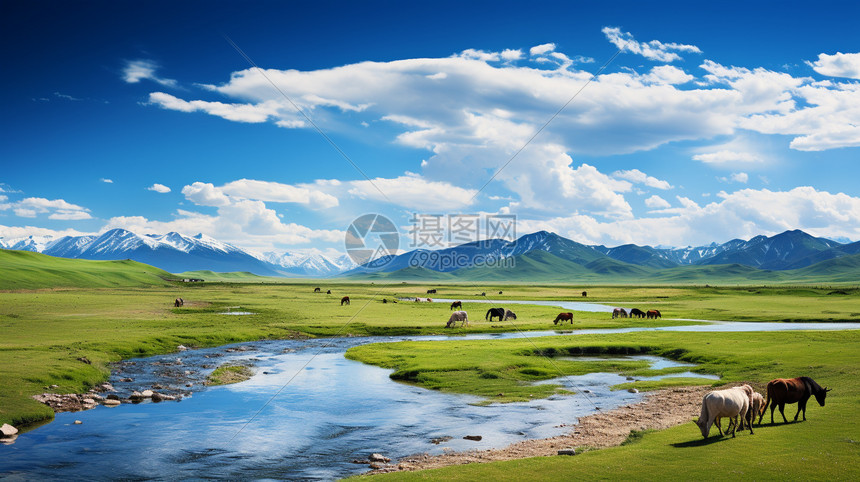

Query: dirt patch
<box><xmin>368</xmin><ymin>385</ymin><xmax>711</xmax><ymax>475</ymax></box>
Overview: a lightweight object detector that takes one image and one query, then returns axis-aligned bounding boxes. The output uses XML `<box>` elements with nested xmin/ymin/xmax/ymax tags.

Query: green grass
<box><xmin>0</xmin><ymin>249</ymin><xmax>175</xmax><ymax>290</ymax></box>
<box><xmin>207</xmin><ymin>364</ymin><xmax>254</xmax><ymax>385</ymax></box>
<box><xmin>362</xmin><ymin>330</ymin><xmax>860</xmax><ymax>481</ymax></box>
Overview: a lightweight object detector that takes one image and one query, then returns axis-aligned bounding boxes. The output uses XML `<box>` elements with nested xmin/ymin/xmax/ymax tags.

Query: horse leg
<box><xmin>796</xmin><ymin>400</ymin><xmax>806</xmax><ymax>421</ymax></box>
<box><xmin>715</xmin><ymin>417</ymin><xmax>723</xmax><ymax>436</ymax></box>
<box><xmin>778</xmin><ymin>403</ymin><xmax>788</xmax><ymax>423</ymax></box>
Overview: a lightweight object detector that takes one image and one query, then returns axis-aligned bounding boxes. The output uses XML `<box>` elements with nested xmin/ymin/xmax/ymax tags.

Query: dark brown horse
<box><xmin>314</xmin><ymin>287</ymin><xmax>321</xmax><ymax>293</ymax></box>
<box><xmin>450</xmin><ymin>301</ymin><xmax>462</xmax><ymax>310</ymax></box>
<box><xmin>759</xmin><ymin>376</ymin><xmax>831</xmax><ymax>424</ymax></box>
<box><xmin>612</xmin><ymin>308</ymin><xmax>627</xmax><ymax>319</ymax></box>
<box><xmin>646</xmin><ymin>309</ymin><xmax>661</xmax><ymax>319</ymax></box>
<box><xmin>427</xmin><ymin>289</ymin><xmax>437</xmax><ymax>294</ymax></box>
<box><xmin>486</xmin><ymin>308</ymin><xmax>505</xmax><ymax>322</ymax></box>
<box><xmin>553</xmin><ymin>312</ymin><xmax>573</xmax><ymax>325</ymax></box>
<box><xmin>582</xmin><ymin>291</ymin><xmax>587</xmax><ymax>297</ymax></box>
<box><xmin>629</xmin><ymin>308</ymin><xmax>645</xmax><ymax>318</ymax></box>
<box><xmin>174</xmin><ymin>298</ymin><xmax>184</xmax><ymax>307</ymax></box>
<box><xmin>341</xmin><ymin>296</ymin><xmax>350</xmax><ymax>306</ymax></box>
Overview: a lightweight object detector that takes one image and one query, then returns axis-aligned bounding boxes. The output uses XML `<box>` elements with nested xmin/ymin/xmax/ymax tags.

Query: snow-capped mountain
<box><xmin>0</xmin><ymin>229</ymin><xmax>347</xmax><ymax>277</ymax></box>
<box><xmin>1</xmin><ymin>228</ymin><xmax>850</xmax><ymax>278</ymax></box>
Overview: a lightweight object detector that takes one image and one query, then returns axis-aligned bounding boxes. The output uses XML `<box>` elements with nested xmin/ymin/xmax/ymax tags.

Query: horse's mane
<box><xmin>799</xmin><ymin>376</ymin><xmax>824</xmax><ymax>393</ymax></box>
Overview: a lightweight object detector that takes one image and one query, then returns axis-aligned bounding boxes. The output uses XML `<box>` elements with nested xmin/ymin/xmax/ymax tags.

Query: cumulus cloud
<box><xmin>612</xmin><ymin>169</ymin><xmax>672</xmax><ymax>190</ymax></box>
<box><xmin>806</xmin><ymin>52</ymin><xmax>860</xmax><ymax>79</ymax></box>
<box><xmin>517</xmin><ymin>186</ymin><xmax>860</xmax><ymax>247</ymax></box>
<box><xmin>123</xmin><ymin>60</ymin><xmax>178</xmax><ymax>87</ymax></box>
<box><xmin>147</xmin><ymin>183</ymin><xmax>171</xmax><ymax>193</ymax></box>
<box><xmin>1</xmin><ymin>197</ymin><xmax>92</xmax><ymax>220</ymax></box>
<box><xmin>347</xmin><ymin>174</ymin><xmax>477</xmax><ymax>211</ymax></box>
<box><xmin>220</xmin><ymin>179</ymin><xmax>339</xmax><ymax>208</ymax></box>
<box><xmin>100</xmin><ymin>178</ymin><xmax>114</xmax><ymax>183</ymax></box>
<box><xmin>501</xmin><ymin>49</ymin><xmax>523</xmax><ymax>62</ymax></box>
<box><xmin>529</xmin><ymin>43</ymin><xmax>556</xmax><ymax>56</ymax></box>
<box><xmin>731</xmin><ymin>172</ymin><xmax>748</xmax><ymax>183</ymax></box>
<box><xmin>644</xmin><ymin>195</ymin><xmax>671</xmax><ymax>209</ymax></box>
<box><xmin>602</xmin><ymin>27</ymin><xmax>701</xmax><ymax>62</ymax></box>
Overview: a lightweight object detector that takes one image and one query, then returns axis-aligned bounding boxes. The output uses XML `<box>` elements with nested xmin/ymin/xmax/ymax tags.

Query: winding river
<box><xmin>2</xmin><ymin>300</ymin><xmax>859</xmax><ymax>480</ymax></box>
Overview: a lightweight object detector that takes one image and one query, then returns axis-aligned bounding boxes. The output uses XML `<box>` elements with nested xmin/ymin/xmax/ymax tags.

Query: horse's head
<box><xmin>815</xmin><ymin>387</ymin><xmax>831</xmax><ymax>406</ymax></box>
<box><xmin>693</xmin><ymin>419</ymin><xmax>708</xmax><ymax>438</ymax></box>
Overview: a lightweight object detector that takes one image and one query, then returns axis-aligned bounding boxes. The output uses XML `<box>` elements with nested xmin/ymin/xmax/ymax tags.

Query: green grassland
<box><xmin>364</xmin><ymin>330</ymin><xmax>860</xmax><ymax>481</ymax></box>
<box><xmin>1</xmin><ymin>250</ymin><xmax>859</xmax><ymax>479</ymax></box>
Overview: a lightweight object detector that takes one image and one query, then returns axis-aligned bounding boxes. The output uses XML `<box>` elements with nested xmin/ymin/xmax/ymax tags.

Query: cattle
<box><xmin>446</xmin><ymin>311</ymin><xmax>469</xmax><ymax>328</ymax></box>
<box><xmin>695</xmin><ymin>385</ymin><xmax>754</xmax><ymax>438</ymax></box>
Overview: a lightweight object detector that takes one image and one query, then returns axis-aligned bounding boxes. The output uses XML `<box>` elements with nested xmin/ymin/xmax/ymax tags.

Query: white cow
<box><xmin>446</xmin><ymin>311</ymin><xmax>469</xmax><ymax>328</ymax></box>
<box><xmin>695</xmin><ymin>385</ymin><xmax>754</xmax><ymax>438</ymax></box>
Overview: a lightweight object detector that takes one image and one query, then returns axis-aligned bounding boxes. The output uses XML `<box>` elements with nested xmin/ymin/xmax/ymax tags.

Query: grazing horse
<box><xmin>582</xmin><ymin>291</ymin><xmax>587</xmax><ymax>297</ymax></box>
<box><xmin>498</xmin><ymin>291</ymin><xmax>503</xmax><ymax>295</ymax></box>
<box><xmin>629</xmin><ymin>308</ymin><xmax>645</xmax><ymax>318</ymax></box>
<box><xmin>553</xmin><ymin>312</ymin><xmax>574</xmax><ymax>325</ymax></box>
<box><xmin>326</xmin><ymin>290</ymin><xmax>331</xmax><ymax>294</ymax></box>
<box><xmin>382</xmin><ymin>298</ymin><xmax>388</xmax><ymax>304</ymax></box>
<box><xmin>427</xmin><ymin>289</ymin><xmax>437</xmax><ymax>294</ymax></box>
<box><xmin>696</xmin><ymin>385</ymin><xmax>754</xmax><ymax>438</ymax></box>
<box><xmin>646</xmin><ymin>309</ymin><xmax>662</xmax><ymax>319</ymax></box>
<box><xmin>486</xmin><ymin>308</ymin><xmax>505</xmax><ymax>322</ymax></box>
<box><xmin>446</xmin><ymin>311</ymin><xmax>469</xmax><ymax>328</ymax></box>
<box><xmin>612</xmin><ymin>308</ymin><xmax>628</xmax><ymax>319</ymax></box>
<box><xmin>759</xmin><ymin>376</ymin><xmax>831</xmax><ymax>424</ymax></box>
<box><xmin>174</xmin><ymin>298</ymin><xmax>184</xmax><ymax>307</ymax></box>
<box><xmin>340</xmin><ymin>296</ymin><xmax>350</xmax><ymax>306</ymax></box>
<box><xmin>314</xmin><ymin>287</ymin><xmax>321</xmax><ymax>293</ymax></box>
<box><xmin>503</xmin><ymin>309</ymin><xmax>517</xmax><ymax>321</ymax></box>
<box><xmin>450</xmin><ymin>301</ymin><xmax>462</xmax><ymax>310</ymax></box>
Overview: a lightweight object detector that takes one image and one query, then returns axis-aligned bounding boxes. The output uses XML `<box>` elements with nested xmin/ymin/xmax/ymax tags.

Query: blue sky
<box><xmin>2</xmin><ymin>0</ymin><xmax>860</xmax><ymax>256</ymax></box>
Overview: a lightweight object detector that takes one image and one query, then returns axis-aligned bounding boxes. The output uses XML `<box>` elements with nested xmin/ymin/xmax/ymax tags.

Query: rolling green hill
<box><xmin>0</xmin><ymin>249</ymin><xmax>175</xmax><ymax>290</ymax></box>
<box><xmin>173</xmin><ymin>270</ymin><xmax>273</xmax><ymax>282</ymax></box>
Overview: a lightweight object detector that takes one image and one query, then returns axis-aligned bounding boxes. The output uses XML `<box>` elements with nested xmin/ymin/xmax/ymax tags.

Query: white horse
<box><xmin>446</xmin><ymin>311</ymin><xmax>469</xmax><ymax>328</ymax></box>
<box><xmin>503</xmin><ymin>309</ymin><xmax>517</xmax><ymax>321</ymax></box>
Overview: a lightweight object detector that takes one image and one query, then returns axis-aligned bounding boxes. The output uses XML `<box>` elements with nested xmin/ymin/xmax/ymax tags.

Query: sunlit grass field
<box><xmin>1</xmin><ymin>251</ymin><xmax>858</xmax><ymax>479</ymax></box>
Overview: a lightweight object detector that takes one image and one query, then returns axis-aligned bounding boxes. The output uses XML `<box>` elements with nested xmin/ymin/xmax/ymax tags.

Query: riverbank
<box><xmin>367</xmin><ymin>385</ymin><xmax>711</xmax><ymax>474</ymax></box>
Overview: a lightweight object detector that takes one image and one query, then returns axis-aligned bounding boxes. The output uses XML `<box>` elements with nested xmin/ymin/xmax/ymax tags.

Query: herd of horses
<box><xmin>695</xmin><ymin>376</ymin><xmax>831</xmax><ymax>439</ymax></box>
<box><xmin>612</xmin><ymin>307</ymin><xmax>661</xmax><ymax>319</ymax></box>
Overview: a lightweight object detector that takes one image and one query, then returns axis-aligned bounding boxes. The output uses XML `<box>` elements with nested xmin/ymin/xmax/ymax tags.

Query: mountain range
<box><xmin>0</xmin><ymin>229</ymin><xmax>355</xmax><ymax>277</ymax></box>
<box><xmin>2</xmin><ymin>228</ymin><xmax>858</xmax><ymax>280</ymax></box>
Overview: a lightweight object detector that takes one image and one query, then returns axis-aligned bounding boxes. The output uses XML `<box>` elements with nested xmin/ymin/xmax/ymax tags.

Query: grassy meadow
<box><xmin>1</xmin><ymin>251</ymin><xmax>859</xmax><ymax>479</ymax></box>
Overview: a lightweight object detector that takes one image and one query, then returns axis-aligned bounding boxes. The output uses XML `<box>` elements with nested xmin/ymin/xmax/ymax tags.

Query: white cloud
<box><xmin>602</xmin><ymin>27</ymin><xmax>701</xmax><ymax>62</ymax></box>
<box><xmin>807</xmin><ymin>52</ymin><xmax>860</xmax><ymax>79</ymax></box>
<box><xmin>0</xmin><ymin>224</ymin><xmax>90</xmax><ymax>240</ymax></box>
<box><xmin>123</xmin><ymin>60</ymin><xmax>178</xmax><ymax>88</ymax></box>
<box><xmin>1</xmin><ymin>197</ymin><xmax>92</xmax><ymax>220</ymax></box>
<box><xmin>731</xmin><ymin>172</ymin><xmax>748</xmax><ymax>183</ymax></box>
<box><xmin>459</xmin><ymin>49</ymin><xmax>500</xmax><ymax>62</ymax></box>
<box><xmin>182</xmin><ymin>182</ymin><xmax>232</xmax><ymax>207</ymax></box>
<box><xmin>693</xmin><ymin>150</ymin><xmax>763</xmax><ymax>165</ymax></box>
<box><xmin>530</xmin><ymin>43</ymin><xmax>556</xmax><ymax>56</ymax></box>
<box><xmin>644</xmin><ymin>195</ymin><xmax>671</xmax><ymax>209</ymax></box>
<box><xmin>220</xmin><ymin>179</ymin><xmax>339</xmax><ymax>208</ymax></box>
<box><xmin>147</xmin><ymin>183</ymin><xmax>171</xmax><ymax>193</ymax></box>
<box><xmin>517</xmin><ymin>186</ymin><xmax>860</xmax><ymax>247</ymax></box>
<box><xmin>148</xmin><ymin>92</ymin><xmax>284</xmax><ymax>124</ymax></box>
<box><xmin>612</xmin><ymin>169</ymin><xmax>672</xmax><ymax>190</ymax></box>
<box><xmin>501</xmin><ymin>49</ymin><xmax>523</xmax><ymax>62</ymax></box>
<box><xmin>100</xmin><ymin>178</ymin><xmax>114</xmax><ymax>183</ymax></box>
<box><xmin>347</xmin><ymin>174</ymin><xmax>477</xmax><ymax>211</ymax></box>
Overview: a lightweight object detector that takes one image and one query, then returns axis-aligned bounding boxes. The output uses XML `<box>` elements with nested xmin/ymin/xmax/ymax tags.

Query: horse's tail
<box><xmin>486</xmin><ymin>309</ymin><xmax>491</xmax><ymax>320</ymax></box>
<box><xmin>759</xmin><ymin>382</ymin><xmax>773</xmax><ymax>424</ymax></box>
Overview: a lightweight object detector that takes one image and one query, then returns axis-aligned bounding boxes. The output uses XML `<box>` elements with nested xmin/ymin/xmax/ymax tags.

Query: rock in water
<box><xmin>1</xmin><ymin>424</ymin><xmax>18</xmax><ymax>437</ymax></box>
<box><xmin>369</xmin><ymin>453</ymin><xmax>390</xmax><ymax>463</ymax></box>
<box><xmin>463</xmin><ymin>435</ymin><xmax>482</xmax><ymax>441</ymax></box>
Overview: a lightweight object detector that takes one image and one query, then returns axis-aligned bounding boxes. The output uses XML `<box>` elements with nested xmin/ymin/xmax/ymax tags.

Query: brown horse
<box><xmin>341</xmin><ymin>296</ymin><xmax>350</xmax><ymax>306</ymax></box>
<box><xmin>174</xmin><ymin>298</ymin><xmax>184</xmax><ymax>307</ymax></box>
<box><xmin>759</xmin><ymin>376</ymin><xmax>831</xmax><ymax>424</ymax></box>
<box><xmin>646</xmin><ymin>309</ymin><xmax>661</xmax><ymax>319</ymax></box>
<box><xmin>612</xmin><ymin>308</ymin><xmax>627</xmax><ymax>319</ymax></box>
<box><xmin>553</xmin><ymin>312</ymin><xmax>573</xmax><ymax>325</ymax></box>
<box><xmin>450</xmin><ymin>301</ymin><xmax>462</xmax><ymax>310</ymax></box>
